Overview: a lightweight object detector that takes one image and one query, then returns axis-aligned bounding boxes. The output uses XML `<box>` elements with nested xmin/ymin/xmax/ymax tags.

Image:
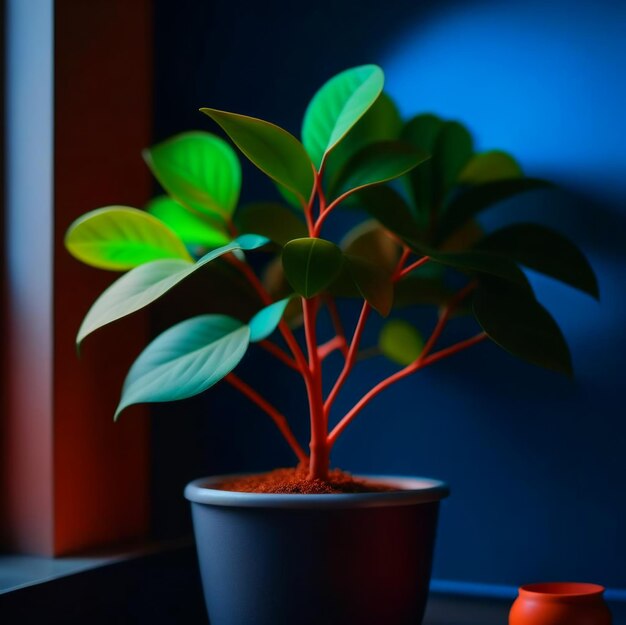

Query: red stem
<box><xmin>323</xmin><ymin>302</ymin><xmax>371</xmax><ymax>416</ymax></box>
<box><xmin>318</xmin><ymin>336</ymin><xmax>346</xmax><ymax>360</ymax></box>
<box><xmin>302</xmin><ymin>296</ymin><xmax>329</xmax><ymax>479</ymax></box>
<box><xmin>327</xmin><ymin>332</ymin><xmax>488</xmax><ymax>446</ymax></box>
<box><xmin>325</xmin><ymin>296</ymin><xmax>348</xmax><ymax>358</ymax></box>
<box><xmin>226</xmin><ymin>373</ymin><xmax>308</xmax><ymax>464</ymax></box>
<box><xmin>397</xmin><ymin>255</ymin><xmax>430</xmax><ymax>279</ymax></box>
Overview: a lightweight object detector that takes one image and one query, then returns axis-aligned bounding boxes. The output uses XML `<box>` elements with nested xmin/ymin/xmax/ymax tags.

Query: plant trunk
<box><xmin>308</xmin><ymin>440</ymin><xmax>330</xmax><ymax>481</ymax></box>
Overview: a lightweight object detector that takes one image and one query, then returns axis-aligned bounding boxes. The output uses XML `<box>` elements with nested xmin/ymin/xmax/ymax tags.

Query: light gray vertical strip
<box><xmin>4</xmin><ymin>0</ymin><xmax>54</xmax><ymax>553</ymax></box>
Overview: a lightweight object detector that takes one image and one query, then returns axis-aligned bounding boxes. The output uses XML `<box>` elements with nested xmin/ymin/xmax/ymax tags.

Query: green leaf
<box><xmin>234</xmin><ymin>203</ymin><xmax>307</xmax><ymax>246</ymax></box>
<box><xmin>325</xmin><ymin>92</ymin><xmax>402</xmax><ymax>185</ymax></box>
<box><xmin>345</xmin><ymin>254</ymin><xmax>393</xmax><ymax>316</ymax></box>
<box><xmin>115</xmin><ymin>315</ymin><xmax>250</xmax><ymax>419</ymax></box>
<box><xmin>458</xmin><ymin>150</ymin><xmax>522</xmax><ymax>185</ymax></box>
<box><xmin>393</xmin><ymin>276</ymin><xmax>455</xmax><ymax>309</ymax></box>
<box><xmin>77</xmin><ymin>234</ymin><xmax>269</xmax><ymax>346</ymax></box>
<box><xmin>249</xmin><ymin>297</ymin><xmax>292</xmax><ymax>342</ymax></box>
<box><xmin>436</xmin><ymin>178</ymin><xmax>552</xmax><ymax>245</ymax></box>
<box><xmin>144</xmin><ymin>132</ymin><xmax>241</xmax><ymax>223</ymax></box>
<box><xmin>473</xmin><ymin>277</ymin><xmax>572</xmax><ymax>375</ymax></box>
<box><xmin>332</xmin><ymin>141</ymin><xmax>429</xmax><ymax>198</ymax></box>
<box><xmin>147</xmin><ymin>196</ymin><xmax>231</xmax><ymax>249</ymax></box>
<box><xmin>65</xmin><ymin>206</ymin><xmax>192</xmax><ymax>271</ymax></box>
<box><xmin>302</xmin><ymin>65</ymin><xmax>384</xmax><ymax>168</ymax></box>
<box><xmin>379</xmin><ymin>319</ymin><xmax>424</xmax><ymax>365</ymax></box>
<box><xmin>402</xmin><ymin>113</ymin><xmax>444</xmax><ymax>225</ymax></box>
<box><xmin>357</xmin><ymin>186</ymin><xmax>423</xmax><ymax>243</ymax></box>
<box><xmin>282</xmin><ymin>237</ymin><xmax>344</xmax><ymax>298</ymax></box>
<box><xmin>200</xmin><ymin>108</ymin><xmax>314</xmax><ymax>206</ymax></box>
<box><xmin>421</xmin><ymin>248</ymin><xmax>531</xmax><ymax>288</ymax></box>
<box><xmin>476</xmin><ymin>223</ymin><xmax>599</xmax><ymax>299</ymax></box>
<box><xmin>431</xmin><ymin>121</ymin><xmax>474</xmax><ymax>207</ymax></box>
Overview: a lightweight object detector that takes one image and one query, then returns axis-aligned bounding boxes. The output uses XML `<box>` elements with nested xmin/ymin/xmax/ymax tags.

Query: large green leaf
<box><xmin>77</xmin><ymin>235</ymin><xmax>269</xmax><ymax>345</ymax></box>
<box><xmin>393</xmin><ymin>276</ymin><xmax>455</xmax><ymax>309</ymax></box>
<box><xmin>201</xmin><ymin>109</ymin><xmax>314</xmax><ymax>206</ymax></box>
<box><xmin>282</xmin><ymin>237</ymin><xmax>344</xmax><ymax>298</ymax></box>
<box><xmin>476</xmin><ymin>223</ymin><xmax>599</xmax><ymax>299</ymax></box>
<box><xmin>234</xmin><ymin>203</ymin><xmax>308</xmax><ymax>246</ymax></box>
<box><xmin>344</xmin><ymin>254</ymin><xmax>393</xmax><ymax>316</ymax></box>
<box><xmin>473</xmin><ymin>277</ymin><xmax>572</xmax><ymax>375</ymax></box>
<box><xmin>147</xmin><ymin>196</ymin><xmax>231</xmax><ymax>249</ymax></box>
<box><xmin>458</xmin><ymin>150</ymin><xmax>522</xmax><ymax>185</ymax></box>
<box><xmin>379</xmin><ymin>319</ymin><xmax>424</xmax><ymax>365</ymax></box>
<box><xmin>65</xmin><ymin>206</ymin><xmax>192</xmax><ymax>270</ymax></box>
<box><xmin>431</xmin><ymin>121</ymin><xmax>474</xmax><ymax>208</ymax></box>
<box><xmin>115</xmin><ymin>315</ymin><xmax>250</xmax><ymax>419</ymax></box>
<box><xmin>331</xmin><ymin>141</ymin><xmax>429</xmax><ymax>198</ymax></box>
<box><xmin>402</xmin><ymin>113</ymin><xmax>444</xmax><ymax>225</ymax></box>
<box><xmin>302</xmin><ymin>65</ymin><xmax>384</xmax><ymax>168</ymax></box>
<box><xmin>436</xmin><ymin>178</ymin><xmax>552</xmax><ymax>245</ymax></box>
<box><xmin>325</xmin><ymin>92</ymin><xmax>402</xmax><ymax>185</ymax></box>
<box><xmin>419</xmin><ymin>247</ymin><xmax>531</xmax><ymax>288</ymax></box>
<box><xmin>144</xmin><ymin>132</ymin><xmax>241</xmax><ymax>223</ymax></box>
<box><xmin>249</xmin><ymin>297</ymin><xmax>293</xmax><ymax>342</ymax></box>
<box><xmin>358</xmin><ymin>186</ymin><xmax>423</xmax><ymax>243</ymax></box>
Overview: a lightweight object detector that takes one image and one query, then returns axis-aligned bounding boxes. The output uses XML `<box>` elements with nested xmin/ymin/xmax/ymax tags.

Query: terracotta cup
<box><xmin>509</xmin><ymin>582</ymin><xmax>612</xmax><ymax>625</ymax></box>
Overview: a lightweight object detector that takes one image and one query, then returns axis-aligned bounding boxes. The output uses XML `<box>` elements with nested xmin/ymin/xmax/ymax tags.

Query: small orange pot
<box><xmin>509</xmin><ymin>582</ymin><xmax>612</xmax><ymax>625</ymax></box>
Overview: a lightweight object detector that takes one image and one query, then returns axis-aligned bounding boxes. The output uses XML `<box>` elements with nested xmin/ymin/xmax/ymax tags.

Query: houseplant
<box><xmin>66</xmin><ymin>65</ymin><xmax>597</xmax><ymax>625</ymax></box>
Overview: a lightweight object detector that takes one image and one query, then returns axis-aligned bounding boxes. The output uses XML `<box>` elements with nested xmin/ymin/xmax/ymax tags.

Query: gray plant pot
<box><xmin>185</xmin><ymin>474</ymin><xmax>449</xmax><ymax>625</ymax></box>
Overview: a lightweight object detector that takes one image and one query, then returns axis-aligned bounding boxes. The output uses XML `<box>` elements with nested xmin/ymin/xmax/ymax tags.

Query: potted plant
<box><xmin>66</xmin><ymin>65</ymin><xmax>598</xmax><ymax>625</ymax></box>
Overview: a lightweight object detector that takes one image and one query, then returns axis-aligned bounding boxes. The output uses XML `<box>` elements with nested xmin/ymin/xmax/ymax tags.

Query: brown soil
<box><xmin>215</xmin><ymin>467</ymin><xmax>395</xmax><ymax>494</ymax></box>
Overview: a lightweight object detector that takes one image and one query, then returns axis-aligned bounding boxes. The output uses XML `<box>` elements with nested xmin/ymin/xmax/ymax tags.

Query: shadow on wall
<box><xmin>151</xmin><ymin>0</ymin><xmax>626</xmax><ymax>589</ymax></box>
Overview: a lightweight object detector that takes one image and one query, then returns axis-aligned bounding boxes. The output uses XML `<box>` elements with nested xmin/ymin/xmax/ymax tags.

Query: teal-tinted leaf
<box><xmin>431</xmin><ymin>121</ymin><xmax>473</xmax><ymax>207</ymax></box>
<box><xmin>147</xmin><ymin>196</ymin><xmax>231</xmax><ymax>249</ymax></box>
<box><xmin>77</xmin><ymin>234</ymin><xmax>269</xmax><ymax>345</ymax></box>
<box><xmin>282</xmin><ymin>237</ymin><xmax>344</xmax><ymax>298</ymax></box>
<box><xmin>341</xmin><ymin>220</ymin><xmax>400</xmax><ymax>273</ymax></box>
<box><xmin>402</xmin><ymin>113</ymin><xmax>444</xmax><ymax>225</ymax></box>
<box><xmin>379</xmin><ymin>319</ymin><xmax>424</xmax><ymax>365</ymax></box>
<box><xmin>115</xmin><ymin>315</ymin><xmax>250</xmax><ymax>419</ymax></box>
<box><xmin>65</xmin><ymin>206</ymin><xmax>192</xmax><ymax>271</ymax></box>
<box><xmin>234</xmin><ymin>203</ymin><xmax>308</xmax><ymax>246</ymax></box>
<box><xmin>476</xmin><ymin>223</ymin><xmax>599</xmax><ymax>299</ymax></box>
<box><xmin>302</xmin><ymin>65</ymin><xmax>384</xmax><ymax>167</ymax></box>
<box><xmin>458</xmin><ymin>150</ymin><xmax>523</xmax><ymax>185</ymax></box>
<box><xmin>344</xmin><ymin>254</ymin><xmax>393</xmax><ymax>316</ymax></box>
<box><xmin>143</xmin><ymin>132</ymin><xmax>241</xmax><ymax>222</ymax></box>
<box><xmin>357</xmin><ymin>186</ymin><xmax>423</xmax><ymax>243</ymax></box>
<box><xmin>201</xmin><ymin>108</ymin><xmax>314</xmax><ymax>206</ymax></box>
<box><xmin>332</xmin><ymin>141</ymin><xmax>429</xmax><ymax>198</ymax></box>
<box><xmin>436</xmin><ymin>178</ymin><xmax>552</xmax><ymax>245</ymax></box>
<box><xmin>249</xmin><ymin>297</ymin><xmax>292</xmax><ymax>342</ymax></box>
<box><xmin>325</xmin><ymin>92</ymin><xmax>402</xmax><ymax>185</ymax></box>
<box><xmin>473</xmin><ymin>277</ymin><xmax>572</xmax><ymax>375</ymax></box>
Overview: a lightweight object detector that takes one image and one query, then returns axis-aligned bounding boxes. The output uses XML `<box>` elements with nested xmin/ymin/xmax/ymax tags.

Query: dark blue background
<box><xmin>150</xmin><ymin>0</ymin><xmax>626</xmax><ymax>590</ymax></box>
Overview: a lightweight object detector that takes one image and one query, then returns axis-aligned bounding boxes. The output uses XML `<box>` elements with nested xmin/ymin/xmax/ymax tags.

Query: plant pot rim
<box><xmin>185</xmin><ymin>473</ymin><xmax>450</xmax><ymax>509</ymax></box>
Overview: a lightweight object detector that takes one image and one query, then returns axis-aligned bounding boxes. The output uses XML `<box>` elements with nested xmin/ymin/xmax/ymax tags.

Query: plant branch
<box><xmin>318</xmin><ymin>336</ymin><xmax>346</xmax><ymax>360</ymax></box>
<box><xmin>327</xmin><ymin>331</ymin><xmax>487</xmax><ymax>446</ymax></box>
<box><xmin>323</xmin><ymin>302</ymin><xmax>371</xmax><ymax>416</ymax></box>
<box><xmin>325</xmin><ymin>296</ymin><xmax>348</xmax><ymax>358</ymax></box>
<box><xmin>313</xmin><ymin>186</ymin><xmax>359</xmax><ymax>236</ymax></box>
<box><xmin>397</xmin><ymin>255</ymin><xmax>430</xmax><ymax>279</ymax></box>
<box><xmin>226</xmin><ymin>373</ymin><xmax>308</xmax><ymax>463</ymax></box>
<box><xmin>327</xmin><ymin>280</ymin><xmax>479</xmax><ymax>446</ymax></box>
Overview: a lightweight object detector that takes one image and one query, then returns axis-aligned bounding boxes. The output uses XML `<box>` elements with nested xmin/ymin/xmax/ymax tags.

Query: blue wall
<box><xmin>152</xmin><ymin>0</ymin><xmax>626</xmax><ymax>589</ymax></box>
